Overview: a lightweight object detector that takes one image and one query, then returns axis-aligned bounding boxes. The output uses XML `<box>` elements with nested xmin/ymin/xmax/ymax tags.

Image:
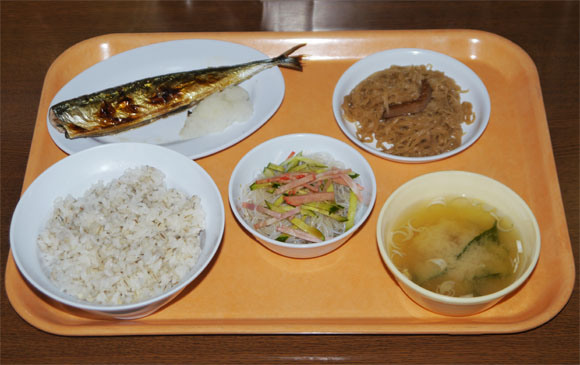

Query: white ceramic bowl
<box><xmin>376</xmin><ymin>171</ymin><xmax>540</xmax><ymax>316</ymax></box>
<box><xmin>10</xmin><ymin>143</ymin><xmax>225</xmax><ymax>319</ymax></box>
<box><xmin>229</xmin><ymin>133</ymin><xmax>377</xmax><ymax>258</ymax></box>
<box><xmin>333</xmin><ymin>48</ymin><xmax>491</xmax><ymax>163</ymax></box>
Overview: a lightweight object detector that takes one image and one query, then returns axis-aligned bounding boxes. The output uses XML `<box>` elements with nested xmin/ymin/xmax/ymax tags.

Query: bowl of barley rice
<box><xmin>10</xmin><ymin>142</ymin><xmax>225</xmax><ymax>319</ymax></box>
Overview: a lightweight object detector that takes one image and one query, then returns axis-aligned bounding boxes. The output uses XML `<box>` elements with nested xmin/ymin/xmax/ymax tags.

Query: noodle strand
<box><xmin>342</xmin><ymin>65</ymin><xmax>475</xmax><ymax>157</ymax></box>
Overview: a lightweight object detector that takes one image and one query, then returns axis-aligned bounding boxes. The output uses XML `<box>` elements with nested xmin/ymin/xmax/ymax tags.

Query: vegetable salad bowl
<box><xmin>229</xmin><ymin>133</ymin><xmax>377</xmax><ymax>258</ymax></box>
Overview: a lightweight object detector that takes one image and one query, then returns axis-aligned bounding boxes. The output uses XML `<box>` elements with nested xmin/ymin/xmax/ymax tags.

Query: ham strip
<box><xmin>303</xmin><ymin>183</ymin><xmax>320</xmax><ymax>192</ymax></box>
<box><xmin>337</xmin><ymin>173</ymin><xmax>364</xmax><ymax>201</ymax></box>
<box><xmin>242</xmin><ymin>202</ymin><xmax>257</xmax><ymax>210</ymax></box>
<box><xmin>254</xmin><ymin>207</ymin><xmax>300</xmax><ymax>229</ymax></box>
<box><xmin>274</xmin><ymin>174</ymin><xmax>315</xmax><ymax>194</ymax></box>
<box><xmin>284</xmin><ymin>192</ymin><xmax>335</xmax><ymax>206</ymax></box>
<box><xmin>314</xmin><ymin>168</ymin><xmax>352</xmax><ymax>180</ymax></box>
<box><xmin>255</xmin><ymin>171</ymin><xmax>309</xmax><ymax>184</ymax></box>
<box><xmin>276</xmin><ymin>226</ymin><xmax>322</xmax><ymax>243</ymax></box>
<box><xmin>256</xmin><ymin>205</ymin><xmax>284</xmax><ymax>219</ymax></box>
<box><xmin>332</xmin><ymin>175</ymin><xmax>365</xmax><ymax>192</ymax></box>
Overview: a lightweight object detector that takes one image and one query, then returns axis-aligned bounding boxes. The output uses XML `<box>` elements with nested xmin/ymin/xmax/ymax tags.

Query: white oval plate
<box><xmin>48</xmin><ymin>39</ymin><xmax>286</xmax><ymax>159</ymax></box>
<box><xmin>10</xmin><ymin>142</ymin><xmax>225</xmax><ymax>312</ymax></box>
<box><xmin>332</xmin><ymin>48</ymin><xmax>491</xmax><ymax>163</ymax></box>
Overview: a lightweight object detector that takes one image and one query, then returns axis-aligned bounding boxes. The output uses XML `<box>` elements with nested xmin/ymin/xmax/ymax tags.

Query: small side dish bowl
<box><xmin>333</xmin><ymin>48</ymin><xmax>491</xmax><ymax>163</ymax></box>
<box><xmin>10</xmin><ymin>143</ymin><xmax>225</xmax><ymax>319</ymax></box>
<box><xmin>229</xmin><ymin>133</ymin><xmax>377</xmax><ymax>258</ymax></box>
<box><xmin>376</xmin><ymin>171</ymin><xmax>540</xmax><ymax>316</ymax></box>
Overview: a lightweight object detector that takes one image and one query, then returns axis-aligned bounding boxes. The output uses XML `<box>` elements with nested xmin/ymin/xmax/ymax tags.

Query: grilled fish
<box><xmin>49</xmin><ymin>43</ymin><xmax>306</xmax><ymax>139</ymax></box>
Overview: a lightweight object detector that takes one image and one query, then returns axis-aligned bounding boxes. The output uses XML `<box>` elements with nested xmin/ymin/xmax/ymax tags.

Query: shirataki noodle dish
<box><xmin>37</xmin><ymin>166</ymin><xmax>205</xmax><ymax>306</ymax></box>
<box><xmin>241</xmin><ymin>151</ymin><xmax>365</xmax><ymax>244</ymax></box>
<box><xmin>341</xmin><ymin>65</ymin><xmax>475</xmax><ymax>157</ymax></box>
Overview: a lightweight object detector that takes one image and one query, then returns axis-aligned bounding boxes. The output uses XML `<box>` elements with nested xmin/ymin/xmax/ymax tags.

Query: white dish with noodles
<box><xmin>229</xmin><ymin>134</ymin><xmax>377</xmax><ymax>258</ymax></box>
<box><xmin>10</xmin><ymin>143</ymin><xmax>225</xmax><ymax>319</ymax></box>
<box><xmin>332</xmin><ymin>48</ymin><xmax>490</xmax><ymax>163</ymax></box>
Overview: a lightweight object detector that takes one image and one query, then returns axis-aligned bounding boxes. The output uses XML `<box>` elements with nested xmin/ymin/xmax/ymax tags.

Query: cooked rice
<box><xmin>37</xmin><ymin>166</ymin><xmax>205</xmax><ymax>305</ymax></box>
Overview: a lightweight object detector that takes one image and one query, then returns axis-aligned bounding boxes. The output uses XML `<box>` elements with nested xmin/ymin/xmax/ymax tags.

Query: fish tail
<box><xmin>271</xmin><ymin>43</ymin><xmax>306</xmax><ymax>71</ymax></box>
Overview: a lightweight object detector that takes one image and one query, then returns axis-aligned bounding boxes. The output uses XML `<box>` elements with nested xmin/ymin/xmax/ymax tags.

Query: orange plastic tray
<box><xmin>5</xmin><ymin>30</ymin><xmax>575</xmax><ymax>335</ymax></box>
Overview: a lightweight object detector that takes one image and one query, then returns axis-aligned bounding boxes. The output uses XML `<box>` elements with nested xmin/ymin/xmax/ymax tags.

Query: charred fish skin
<box><xmin>49</xmin><ymin>43</ymin><xmax>305</xmax><ymax>139</ymax></box>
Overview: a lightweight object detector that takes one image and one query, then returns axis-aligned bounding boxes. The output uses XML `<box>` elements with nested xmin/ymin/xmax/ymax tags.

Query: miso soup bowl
<box><xmin>376</xmin><ymin>171</ymin><xmax>541</xmax><ymax>316</ymax></box>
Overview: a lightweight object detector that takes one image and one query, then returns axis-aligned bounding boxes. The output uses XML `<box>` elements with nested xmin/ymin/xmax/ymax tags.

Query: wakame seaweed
<box><xmin>418</xmin><ymin>268</ymin><xmax>448</xmax><ymax>286</ymax></box>
<box><xmin>456</xmin><ymin>222</ymin><xmax>499</xmax><ymax>259</ymax></box>
<box><xmin>473</xmin><ymin>272</ymin><xmax>502</xmax><ymax>281</ymax></box>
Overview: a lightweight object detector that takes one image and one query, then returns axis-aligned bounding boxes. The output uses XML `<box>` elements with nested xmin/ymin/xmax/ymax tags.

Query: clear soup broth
<box><xmin>388</xmin><ymin>196</ymin><xmax>523</xmax><ymax>297</ymax></box>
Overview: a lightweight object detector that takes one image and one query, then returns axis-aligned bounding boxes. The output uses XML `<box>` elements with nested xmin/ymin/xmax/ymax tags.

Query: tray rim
<box><xmin>6</xmin><ymin>29</ymin><xmax>575</xmax><ymax>336</ymax></box>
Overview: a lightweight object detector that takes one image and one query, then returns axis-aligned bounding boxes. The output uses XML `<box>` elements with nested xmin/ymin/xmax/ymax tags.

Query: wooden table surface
<box><xmin>2</xmin><ymin>1</ymin><xmax>578</xmax><ymax>363</ymax></box>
